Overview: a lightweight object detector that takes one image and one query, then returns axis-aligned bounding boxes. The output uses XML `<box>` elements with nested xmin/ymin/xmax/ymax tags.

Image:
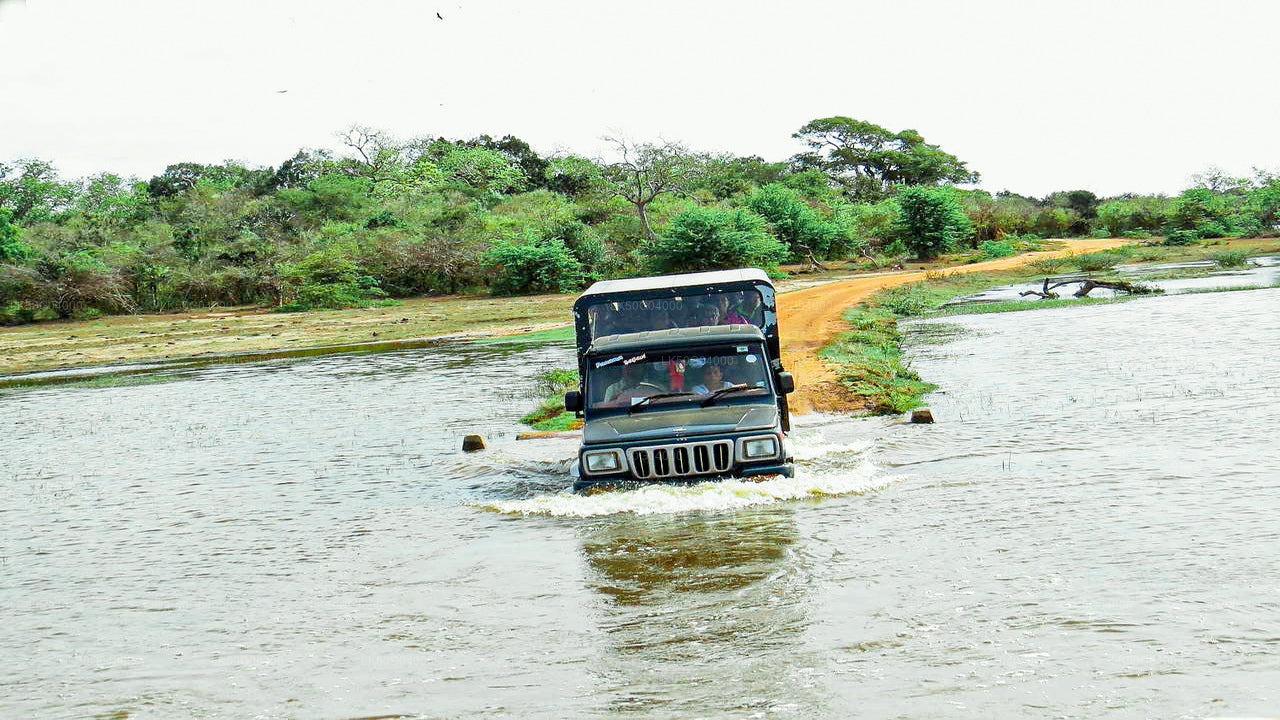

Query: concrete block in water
<box><xmin>910</xmin><ymin>408</ymin><xmax>934</xmax><ymax>424</ymax></box>
<box><xmin>462</xmin><ymin>434</ymin><xmax>486</xmax><ymax>451</ymax></box>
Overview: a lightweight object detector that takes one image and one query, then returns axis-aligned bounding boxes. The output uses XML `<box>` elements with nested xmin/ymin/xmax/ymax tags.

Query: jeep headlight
<box><xmin>741</xmin><ymin>436</ymin><xmax>778</xmax><ymax>460</ymax></box>
<box><xmin>583</xmin><ymin>449</ymin><xmax>624</xmax><ymax>474</ymax></box>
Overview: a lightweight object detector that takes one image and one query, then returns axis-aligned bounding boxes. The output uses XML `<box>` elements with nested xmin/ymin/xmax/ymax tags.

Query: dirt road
<box><xmin>778</xmin><ymin>239</ymin><xmax>1130</xmax><ymax>413</ymax></box>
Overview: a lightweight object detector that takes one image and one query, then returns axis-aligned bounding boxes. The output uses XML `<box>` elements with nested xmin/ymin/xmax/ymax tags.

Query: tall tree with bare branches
<box><xmin>599</xmin><ymin>137</ymin><xmax>706</xmax><ymax>241</ymax></box>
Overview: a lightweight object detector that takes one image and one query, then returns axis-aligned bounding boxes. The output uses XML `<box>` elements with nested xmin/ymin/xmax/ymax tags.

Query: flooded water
<box><xmin>3</xmin><ymin>288</ymin><xmax>1279</xmax><ymax>719</ymax></box>
<box><xmin>949</xmin><ymin>255</ymin><xmax>1280</xmax><ymax>304</ymax></box>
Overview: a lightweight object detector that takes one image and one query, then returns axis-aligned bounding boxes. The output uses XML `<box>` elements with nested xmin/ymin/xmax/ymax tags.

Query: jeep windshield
<box><xmin>587</xmin><ymin>344</ymin><xmax>772</xmax><ymax>411</ymax></box>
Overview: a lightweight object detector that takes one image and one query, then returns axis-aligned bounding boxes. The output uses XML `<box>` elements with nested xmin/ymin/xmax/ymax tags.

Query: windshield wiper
<box><xmin>700</xmin><ymin>383</ymin><xmax>762</xmax><ymax>407</ymax></box>
<box><xmin>627</xmin><ymin>392</ymin><xmax>698</xmax><ymax>413</ymax></box>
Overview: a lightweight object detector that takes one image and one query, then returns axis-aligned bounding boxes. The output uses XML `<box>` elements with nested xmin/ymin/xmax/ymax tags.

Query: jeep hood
<box><xmin>583</xmin><ymin>404</ymin><xmax>778</xmax><ymax>445</ymax></box>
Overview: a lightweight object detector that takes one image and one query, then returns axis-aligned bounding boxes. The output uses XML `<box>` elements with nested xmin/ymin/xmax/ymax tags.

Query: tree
<box><xmin>689</xmin><ymin>154</ymin><xmax>789</xmax><ymax>200</ymax></box>
<box><xmin>335</xmin><ymin>124</ymin><xmax>409</xmax><ymax>187</ymax></box>
<box><xmin>0</xmin><ymin>207</ymin><xmax>29</xmax><ymax>262</ymax></box>
<box><xmin>742</xmin><ymin>184</ymin><xmax>838</xmax><ymax>260</ymax></box>
<box><xmin>792</xmin><ymin>116</ymin><xmax>978</xmax><ymax>201</ymax></box>
<box><xmin>437</xmin><ymin>146</ymin><xmax>528</xmax><ymax>196</ymax></box>
<box><xmin>641</xmin><ymin>207</ymin><xmax>787</xmax><ymax>273</ymax></box>
<box><xmin>0</xmin><ymin>158</ymin><xmax>76</xmax><ymax>223</ymax></box>
<box><xmin>542</xmin><ymin>155</ymin><xmax>604</xmax><ymax>197</ymax></box>
<box><xmin>467</xmin><ymin>135</ymin><xmax>550</xmax><ymax>190</ymax></box>
<box><xmin>599</xmin><ymin>137</ymin><xmax>707</xmax><ymax>241</ymax></box>
<box><xmin>893</xmin><ymin>186</ymin><xmax>973</xmax><ymax>260</ymax></box>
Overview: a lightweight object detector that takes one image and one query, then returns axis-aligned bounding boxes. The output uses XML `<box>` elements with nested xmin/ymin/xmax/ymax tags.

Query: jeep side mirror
<box><xmin>776</xmin><ymin>372</ymin><xmax>795</xmax><ymax>394</ymax></box>
<box><xmin>564</xmin><ymin>390</ymin><xmax>583</xmax><ymax>413</ymax></box>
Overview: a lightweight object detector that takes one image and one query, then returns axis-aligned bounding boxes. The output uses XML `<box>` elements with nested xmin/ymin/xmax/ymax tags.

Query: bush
<box><xmin>278</xmin><ymin>246</ymin><xmax>386</xmax><ymax>309</ymax></box>
<box><xmin>1208</xmin><ymin>249</ymin><xmax>1249</xmax><ymax>268</ymax></box>
<box><xmin>1028</xmin><ymin>256</ymin><xmax>1068</xmax><ymax>273</ymax></box>
<box><xmin>893</xmin><ymin>186</ymin><xmax>973</xmax><ymax>260</ymax></box>
<box><xmin>742</xmin><ymin>183</ymin><xmax>840</xmax><ymax>260</ymax></box>
<box><xmin>875</xmin><ymin>283</ymin><xmax>933</xmax><ymax>316</ymax></box>
<box><xmin>1163</xmin><ymin>229</ymin><xmax>1199</xmax><ymax>246</ymax></box>
<box><xmin>485</xmin><ymin>237</ymin><xmax>584</xmax><ymax>295</ymax></box>
<box><xmin>641</xmin><ymin>207</ymin><xmax>788</xmax><ymax>273</ymax></box>
<box><xmin>1071</xmin><ymin>249</ymin><xmax>1129</xmax><ymax>271</ymax></box>
<box><xmin>977</xmin><ymin>240</ymin><xmax>1017</xmax><ymax>259</ymax></box>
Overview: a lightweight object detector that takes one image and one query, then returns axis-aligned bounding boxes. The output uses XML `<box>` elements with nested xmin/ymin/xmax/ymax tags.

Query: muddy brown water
<box><xmin>2</xmin><ymin>289</ymin><xmax>1278</xmax><ymax>719</ymax></box>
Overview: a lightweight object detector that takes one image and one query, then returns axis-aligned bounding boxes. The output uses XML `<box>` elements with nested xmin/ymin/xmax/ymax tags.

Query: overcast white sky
<box><xmin>2</xmin><ymin>0</ymin><xmax>1278</xmax><ymax>197</ymax></box>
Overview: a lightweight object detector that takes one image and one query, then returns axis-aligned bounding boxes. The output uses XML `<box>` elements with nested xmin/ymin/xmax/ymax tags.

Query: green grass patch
<box><xmin>519</xmin><ymin>367</ymin><xmax>582</xmax><ymax>430</ymax></box>
<box><xmin>1207</xmin><ymin>249</ymin><xmax>1250</xmax><ymax>268</ymax></box>
<box><xmin>473</xmin><ymin>324</ymin><xmax>575</xmax><ymax>344</ymax></box>
<box><xmin>820</xmin><ymin>306</ymin><xmax>936</xmax><ymax>415</ymax></box>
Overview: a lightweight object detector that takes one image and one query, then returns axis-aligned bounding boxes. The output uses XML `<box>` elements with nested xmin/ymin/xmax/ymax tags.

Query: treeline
<box><xmin>2</xmin><ymin>116</ymin><xmax>1278</xmax><ymax>324</ymax></box>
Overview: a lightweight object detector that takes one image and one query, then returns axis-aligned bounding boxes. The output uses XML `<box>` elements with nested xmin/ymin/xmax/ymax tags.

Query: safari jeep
<box><xmin>564</xmin><ymin>269</ymin><xmax>795</xmax><ymax>492</ymax></box>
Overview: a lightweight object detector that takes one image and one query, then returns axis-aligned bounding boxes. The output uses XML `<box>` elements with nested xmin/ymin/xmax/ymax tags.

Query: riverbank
<box><xmin>777</xmin><ymin>237</ymin><xmax>1133</xmax><ymax>413</ymax></box>
<box><xmin>811</xmin><ymin>238</ymin><xmax>1280</xmax><ymax>415</ymax></box>
<box><xmin>0</xmin><ymin>292</ymin><xmax>573</xmax><ymax>376</ymax></box>
<box><xmin>3</xmin><ymin>236</ymin><xmax>1274</xmax><ymax>387</ymax></box>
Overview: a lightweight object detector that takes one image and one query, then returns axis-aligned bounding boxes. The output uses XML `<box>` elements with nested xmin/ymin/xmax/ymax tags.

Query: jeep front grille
<box><xmin>627</xmin><ymin>440</ymin><xmax>733</xmax><ymax>480</ymax></box>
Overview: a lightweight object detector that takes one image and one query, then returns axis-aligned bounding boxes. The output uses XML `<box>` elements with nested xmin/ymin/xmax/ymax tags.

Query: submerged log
<box><xmin>1020</xmin><ymin>277</ymin><xmax>1162</xmax><ymax>300</ymax></box>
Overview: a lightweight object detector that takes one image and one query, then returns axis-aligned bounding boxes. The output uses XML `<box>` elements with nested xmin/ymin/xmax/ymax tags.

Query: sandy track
<box><xmin>778</xmin><ymin>239</ymin><xmax>1130</xmax><ymax>413</ymax></box>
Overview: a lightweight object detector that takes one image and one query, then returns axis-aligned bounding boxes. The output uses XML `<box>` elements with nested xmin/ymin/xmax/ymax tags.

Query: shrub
<box><xmin>1163</xmin><ymin>229</ymin><xmax>1199</xmax><ymax>246</ymax></box>
<box><xmin>1071</xmin><ymin>249</ymin><xmax>1129</xmax><ymax>271</ymax></box>
<box><xmin>641</xmin><ymin>207</ymin><xmax>788</xmax><ymax>273</ymax></box>
<box><xmin>893</xmin><ymin>186</ymin><xmax>973</xmax><ymax>260</ymax></box>
<box><xmin>875</xmin><ymin>283</ymin><xmax>933</xmax><ymax>316</ymax></box>
<box><xmin>278</xmin><ymin>246</ymin><xmax>386</xmax><ymax>309</ymax></box>
<box><xmin>1028</xmin><ymin>256</ymin><xmax>1068</xmax><ymax>273</ymax></box>
<box><xmin>1208</xmin><ymin>249</ymin><xmax>1249</xmax><ymax>268</ymax></box>
<box><xmin>485</xmin><ymin>237</ymin><xmax>585</xmax><ymax>295</ymax></box>
<box><xmin>0</xmin><ymin>208</ymin><xmax>30</xmax><ymax>262</ymax></box>
<box><xmin>977</xmin><ymin>240</ymin><xmax>1017</xmax><ymax>259</ymax></box>
<box><xmin>743</xmin><ymin>183</ymin><xmax>840</xmax><ymax>260</ymax></box>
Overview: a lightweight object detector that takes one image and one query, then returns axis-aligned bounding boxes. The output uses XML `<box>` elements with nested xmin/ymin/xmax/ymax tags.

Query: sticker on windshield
<box><xmin>623</xmin><ymin>353</ymin><xmax>646</xmax><ymax>365</ymax></box>
<box><xmin>745</xmin><ymin>354</ymin><xmax>758</xmax><ymax>363</ymax></box>
<box><xmin>736</xmin><ymin>345</ymin><xmax>748</xmax><ymax>353</ymax></box>
<box><xmin>595</xmin><ymin>355</ymin><xmax>624</xmax><ymax>368</ymax></box>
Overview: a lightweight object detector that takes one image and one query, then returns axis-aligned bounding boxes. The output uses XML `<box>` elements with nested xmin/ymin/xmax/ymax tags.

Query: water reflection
<box><xmin>578</xmin><ymin>507</ymin><xmax>824</xmax><ymax>717</ymax></box>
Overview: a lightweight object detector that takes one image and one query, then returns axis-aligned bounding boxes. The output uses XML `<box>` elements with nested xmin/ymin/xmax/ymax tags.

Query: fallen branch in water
<box><xmin>1020</xmin><ymin>277</ymin><xmax>1163</xmax><ymax>299</ymax></box>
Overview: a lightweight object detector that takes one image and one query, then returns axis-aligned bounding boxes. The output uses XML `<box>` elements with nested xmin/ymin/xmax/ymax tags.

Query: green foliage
<box><xmin>641</xmin><ymin>206</ymin><xmax>788</xmax><ymax>273</ymax></box>
<box><xmin>520</xmin><ymin>366</ymin><xmax>584</xmax><ymax>430</ymax></box>
<box><xmin>874</xmin><ymin>283</ymin><xmax>934</xmax><ymax>316</ymax></box>
<box><xmin>543</xmin><ymin>156</ymin><xmax>604</xmax><ymax>197</ymax></box>
<box><xmin>893</xmin><ymin>186</ymin><xmax>974</xmax><ymax>259</ymax></box>
<box><xmin>820</xmin><ymin>306</ymin><xmax>936</xmax><ymax>414</ymax></box>
<box><xmin>0</xmin><ymin>208</ymin><xmax>29</xmax><ymax>262</ymax></box>
<box><xmin>1208</xmin><ymin>249</ymin><xmax>1249</xmax><ymax>268</ymax></box>
<box><xmin>1070</xmin><ymin>248</ymin><xmax>1131</xmax><ymax>271</ymax></box>
<box><xmin>0</xmin><ymin>158</ymin><xmax>77</xmax><ymax>223</ymax></box>
<box><xmin>278</xmin><ymin>245</ymin><xmax>385</xmax><ymax>310</ymax></box>
<box><xmin>742</xmin><ymin>184</ymin><xmax>842</xmax><ymax>259</ymax></box>
<box><xmin>278</xmin><ymin>174</ymin><xmax>372</xmax><ymax>222</ymax></box>
<box><xmin>438</xmin><ymin>146</ymin><xmax>529</xmax><ymax>197</ymax></box>
<box><xmin>977</xmin><ymin>240</ymin><xmax>1017</xmax><ymax>259</ymax></box>
<box><xmin>485</xmin><ymin>237</ymin><xmax>585</xmax><ymax>295</ymax></box>
<box><xmin>1028</xmin><ymin>255</ymin><xmax>1069</xmax><ymax>273</ymax></box>
<box><xmin>1096</xmin><ymin>196</ymin><xmax>1172</xmax><ymax>236</ymax></box>
<box><xmin>792</xmin><ymin>116</ymin><xmax>978</xmax><ymax>201</ymax></box>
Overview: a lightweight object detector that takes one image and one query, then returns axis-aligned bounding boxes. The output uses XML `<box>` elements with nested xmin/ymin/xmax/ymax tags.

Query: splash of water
<box><xmin>478</xmin><ymin>458</ymin><xmax>893</xmax><ymax>517</ymax></box>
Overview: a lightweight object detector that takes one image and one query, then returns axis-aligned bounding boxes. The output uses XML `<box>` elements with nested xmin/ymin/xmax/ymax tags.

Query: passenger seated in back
<box><xmin>690</xmin><ymin>303</ymin><xmax>721</xmax><ymax>327</ymax></box>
